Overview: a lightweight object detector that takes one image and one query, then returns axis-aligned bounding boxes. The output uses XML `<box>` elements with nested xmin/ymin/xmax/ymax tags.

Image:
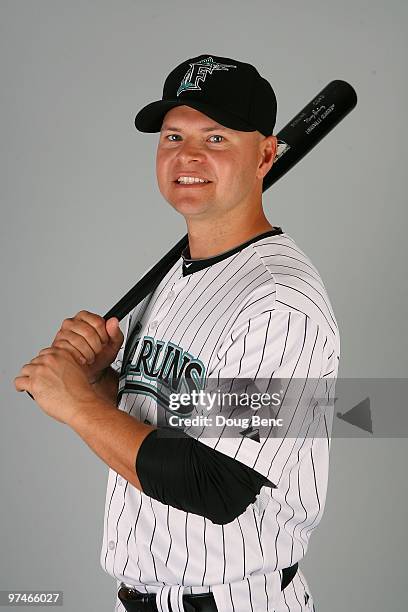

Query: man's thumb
<box><xmin>106</xmin><ymin>317</ymin><xmax>123</xmax><ymax>344</ymax></box>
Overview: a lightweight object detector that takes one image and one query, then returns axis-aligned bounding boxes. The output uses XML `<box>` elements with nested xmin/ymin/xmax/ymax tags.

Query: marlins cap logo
<box><xmin>177</xmin><ymin>56</ymin><xmax>237</xmax><ymax>96</ymax></box>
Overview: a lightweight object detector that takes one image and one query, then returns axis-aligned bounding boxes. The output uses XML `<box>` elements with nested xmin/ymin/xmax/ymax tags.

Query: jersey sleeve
<box><xmin>184</xmin><ymin>308</ymin><xmax>338</xmax><ymax>488</ymax></box>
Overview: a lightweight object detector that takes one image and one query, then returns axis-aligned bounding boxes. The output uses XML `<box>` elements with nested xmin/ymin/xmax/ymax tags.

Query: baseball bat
<box><xmin>25</xmin><ymin>79</ymin><xmax>357</xmax><ymax>400</ymax></box>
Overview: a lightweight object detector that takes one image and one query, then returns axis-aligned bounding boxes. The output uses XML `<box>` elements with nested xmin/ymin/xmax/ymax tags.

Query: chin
<box><xmin>169</xmin><ymin>200</ymin><xmax>212</xmax><ymax>217</ymax></box>
<box><xmin>162</xmin><ymin>191</ymin><xmax>213</xmax><ymax>215</ymax></box>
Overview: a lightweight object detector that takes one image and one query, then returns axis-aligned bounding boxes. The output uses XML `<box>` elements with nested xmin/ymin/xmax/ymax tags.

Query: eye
<box><xmin>208</xmin><ymin>135</ymin><xmax>224</xmax><ymax>143</ymax></box>
<box><xmin>163</xmin><ymin>133</ymin><xmax>225</xmax><ymax>143</ymax></box>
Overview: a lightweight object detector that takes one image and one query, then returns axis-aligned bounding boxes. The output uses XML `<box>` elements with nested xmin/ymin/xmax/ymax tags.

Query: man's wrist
<box><xmin>69</xmin><ymin>395</ymin><xmax>116</xmax><ymax>434</ymax></box>
<box><xmin>90</xmin><ymin>366</ymin><xmax>119</xmax><ymax>405</ymax></box>
<box><xmin>90</xmin><ymin>367</ymin><xmax>109</xmax><ymax>385</ymax></box>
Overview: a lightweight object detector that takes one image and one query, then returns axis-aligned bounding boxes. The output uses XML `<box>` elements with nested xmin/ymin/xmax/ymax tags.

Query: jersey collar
<box><xmin>181</xmin><ymin>226</ymin><xmax>284</xmax><ymax>276</ymax></box>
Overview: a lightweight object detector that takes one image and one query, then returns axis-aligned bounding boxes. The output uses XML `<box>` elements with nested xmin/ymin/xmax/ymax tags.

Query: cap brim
<box><xmin>134</xmin><ymin>99</ymin><xmax>257</xmax><ymax>133</ymax></box>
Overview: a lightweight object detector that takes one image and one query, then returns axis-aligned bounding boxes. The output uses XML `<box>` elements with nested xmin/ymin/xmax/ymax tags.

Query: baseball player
<box><xmin>14</xmin><ymin>54</ymin><xmax>340</xmax><ymax>612</ymax></box>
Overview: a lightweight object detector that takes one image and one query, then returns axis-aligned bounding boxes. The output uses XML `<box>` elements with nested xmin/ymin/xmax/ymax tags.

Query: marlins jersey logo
<box><xmin>118</xmin><ymin>316</ymin><xmax>206</xmax><ymax>419</ymax></box>
<box><xmin>177</xmin><ymin>56</ymin><xmax>237</xmax><ymax>96</ymax></box>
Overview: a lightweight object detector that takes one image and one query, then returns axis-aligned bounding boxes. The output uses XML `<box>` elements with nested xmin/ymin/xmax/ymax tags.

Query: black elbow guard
<box><xmin>136</xmin><ymin>427</ymin><xmax>273</xmax><ymax>524</ymax></box>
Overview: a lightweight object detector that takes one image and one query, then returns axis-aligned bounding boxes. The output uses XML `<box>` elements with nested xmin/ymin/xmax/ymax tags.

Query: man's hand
<box><xmin>14</xmin><ymin>346</ymin><xmax>100</xmax><ymax>425</ymax></box>
<box><xmin>51</xmin><ymin>311</ymin><xmax>124</xmax><ymax>383</ymax></box>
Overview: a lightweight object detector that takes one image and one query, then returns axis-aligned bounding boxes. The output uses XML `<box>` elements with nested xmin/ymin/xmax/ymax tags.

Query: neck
<box><xmin>185</xmin><ymin>207</ymin><xmax>275</xmax><ymax>260</ymax></box>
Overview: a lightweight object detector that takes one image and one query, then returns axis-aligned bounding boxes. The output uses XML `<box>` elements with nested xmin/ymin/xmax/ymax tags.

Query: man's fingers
<box><xmin>59</xmin><ymin>319</ymin><xmax>105</xmax><ymax>354</ymax></box>
<box><xmin>49</xmin><ymin>311</ymin><xmax>122</xmax><ymax>374</ymax></box>
<box><xmin>16</xmin><ymin>362</ymin><xmax>38</xmax><ymax>378</ymax></box>
<box><xmin>52</xmin><ymin>329</ymin><xmax>96</xmax><ymax>363</ymax></box>
<box><xmin>14</xmin><ymin>347</ymin><xmax>79</xmax><ymax>394</ymax></box>
<box><xmin>53</xmin><ymin>328</ymin><xmax>98</xmax><ymax>363</ymax></box>
<box><xmin>106</xmin><ymin>317</ymin><xmax>124</xmax><ymax>343</ymax></box>
<box><xmin>38</xmin><ymin>347</ymin><xmax>58</xmax><ymax>357</ymax></box>
<box><xmin>26</xmin><ymin>348</ymin><xmax>75</xmax><ymax>370</ymax></box>
<box><xmin>14</xmin><ymin>375</ymin><xmax>30</xmax><ymax>392</ymax></box>
<box><xmin>50</xmin><ymin>339</ymin><xmax>88</xmax><ymax>365</ymax></box>
<box><xmin>72</xmin><ymin>310</ymin><xmax>110</xmax><ymax>345</ymax></box>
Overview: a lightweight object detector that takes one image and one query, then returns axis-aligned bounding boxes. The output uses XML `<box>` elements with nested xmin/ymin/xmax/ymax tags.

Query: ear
<box><xmin>256</xmin><ymin>135</ymin><xmax>277</xmax><ymax>180</ymax></box>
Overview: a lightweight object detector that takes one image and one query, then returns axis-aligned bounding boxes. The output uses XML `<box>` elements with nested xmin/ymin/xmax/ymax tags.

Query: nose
<box><xmin>177</xmin><ymin>139</ymin><xmax>206</xmax><ymax>163</ymax></box>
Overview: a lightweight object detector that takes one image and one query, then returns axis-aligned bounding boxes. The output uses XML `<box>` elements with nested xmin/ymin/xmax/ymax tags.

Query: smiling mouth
<box><xmin>173</xmin><ymin>180</ymin><xmax>212</xmax><ymax>187</ymax></box>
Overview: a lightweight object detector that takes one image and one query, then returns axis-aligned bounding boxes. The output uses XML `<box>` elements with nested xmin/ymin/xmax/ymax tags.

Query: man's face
<box><xmin>156</xmin><ymin>105</ymin><xmax>276</xmax><ymax>221</ymax></box>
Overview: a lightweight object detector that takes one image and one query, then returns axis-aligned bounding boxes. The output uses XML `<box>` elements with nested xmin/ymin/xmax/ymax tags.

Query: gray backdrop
<box><xmin>1</xmin><ymin>0</ymin><xmax>407</xmax><ymax>610</ymax></box>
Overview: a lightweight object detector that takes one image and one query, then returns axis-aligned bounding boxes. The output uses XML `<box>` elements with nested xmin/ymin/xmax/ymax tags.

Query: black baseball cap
<box><xmin>134</xmin><ymin>53</ymin><xmax>277</xmax><ymax>137</ymax></box>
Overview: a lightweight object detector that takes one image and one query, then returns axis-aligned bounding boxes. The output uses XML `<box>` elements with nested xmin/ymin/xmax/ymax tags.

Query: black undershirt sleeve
<box><xmin>135</xmin><ymin>427</ymin><xmax>276</xmax><ymax>525</ymax></box>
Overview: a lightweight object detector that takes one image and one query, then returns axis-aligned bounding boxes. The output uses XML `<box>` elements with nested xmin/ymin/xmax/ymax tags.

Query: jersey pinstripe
<box><xmin>100</xmin><ymin>229</ymin><xmax>340</xmax><ymax>612</ymax></box>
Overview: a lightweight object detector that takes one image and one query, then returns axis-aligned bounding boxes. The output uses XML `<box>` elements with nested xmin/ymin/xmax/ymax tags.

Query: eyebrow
<box><xmin>161</xmin><ymin>124</ymin><xmax>230</xmax><ymax>132</ymax></box>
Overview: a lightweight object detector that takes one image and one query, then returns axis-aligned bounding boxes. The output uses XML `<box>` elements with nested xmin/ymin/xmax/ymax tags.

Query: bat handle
<box><xmin>26</xmin><ymin>391</ymin><xmax>35</xmax><ymax>400</ymax></box>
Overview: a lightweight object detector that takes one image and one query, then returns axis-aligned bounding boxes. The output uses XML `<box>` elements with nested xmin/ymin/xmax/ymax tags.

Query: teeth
<box><xmin>177</xmin><ymin>176</ymin><xmax>209</xmax><ymax>184</ymax></box>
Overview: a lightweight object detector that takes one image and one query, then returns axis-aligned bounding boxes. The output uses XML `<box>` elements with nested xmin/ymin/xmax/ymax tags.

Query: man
<box><xmin>15</xmin><ymin>54</ymin><xmax>340</xmax><ymax>612</ymax></box>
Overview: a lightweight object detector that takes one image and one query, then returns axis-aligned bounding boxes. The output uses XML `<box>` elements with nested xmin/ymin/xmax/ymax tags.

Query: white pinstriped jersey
<box><xmin>100</xmin><ymin>228</ymin><xmax>340</xmax><ymax>612</ymax></box>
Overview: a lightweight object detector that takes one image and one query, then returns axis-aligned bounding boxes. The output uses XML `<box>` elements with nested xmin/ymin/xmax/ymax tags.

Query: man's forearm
<box><xmin>91</xmin><ymin>366</ymin><xmax>119</xmax><ymax>405</ymax></box>
<box><xmin>69</xmin><ymin>397</ymin><xmax>155</xmax><ymax>491</ymax></box>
